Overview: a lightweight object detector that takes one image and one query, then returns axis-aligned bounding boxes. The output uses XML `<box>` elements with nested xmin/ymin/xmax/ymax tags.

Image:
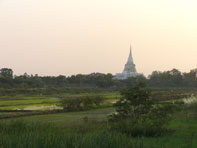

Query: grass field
<box><xmin>1</xmin><ymin>104</ymin><xmax>197</xmax><ymax>148</ymax></box>
<box><xmin>1</xmin><ymin>90</ymin><xmax>197</xmax><ymax>148</ymax></box>
<box><xmin>0</xmin><ymin>92</ymin><xmax>120</xmax><ymax>110</ymax></box>
<box><xmin>12</xmin><ymin>107</ymin><xmax>115</xmax><ymax>125</ymax></box>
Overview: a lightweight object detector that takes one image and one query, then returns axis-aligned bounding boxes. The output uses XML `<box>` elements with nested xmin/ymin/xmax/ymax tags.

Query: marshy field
<box><xmin>0</xmin><ymin>87</ymin><xmax>197</xmax><ymax>148</ymax></box>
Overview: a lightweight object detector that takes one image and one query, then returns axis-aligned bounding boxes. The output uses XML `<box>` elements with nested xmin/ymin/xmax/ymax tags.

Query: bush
<box><xmin>83</xmin><ymin>96</ymin><xmax>95</xmax><ymax>108</ymax></box>
<box><xmin>109</xmin><ymin>81</ymin><xmax>173</xmax><ymax>137</ymax></box>
<box><xmin>93</xmin><ymin>95</ymin><xmax>105</xmax><ymax>106</ymax></box>
<box><xmin>60</xmin><ymin>95</ymin><xmax>105</xmax><ymax>112</ymax></box>
<box><xmin>60</xmin><ymin>97</ymin><xmax>82</xmax><ymax>111</ymax></box>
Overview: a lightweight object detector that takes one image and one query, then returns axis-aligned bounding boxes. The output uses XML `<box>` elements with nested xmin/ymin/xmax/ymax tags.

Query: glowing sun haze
<box><xmin>0</xmin><ymin>0</ymin><xmax>197</xmax><ymax>76</ymax></box>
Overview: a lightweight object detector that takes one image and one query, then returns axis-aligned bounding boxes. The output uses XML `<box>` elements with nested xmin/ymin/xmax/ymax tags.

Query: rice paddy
<box><xmin>1</xmin><ymin>91</ymin><xmax>197</xmax><ymax>148</ymax></box>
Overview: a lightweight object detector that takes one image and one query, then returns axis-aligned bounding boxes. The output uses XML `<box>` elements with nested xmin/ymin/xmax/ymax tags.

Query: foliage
<box><xmin>109</xmin><ymin>81</ymin><xmax>173</xmax><ymax>137</ymax></box>
<box><xmin>0</xmin><ymin>68</ymin><xmax>13</xmax><ymax>78</ymax></box>
<box><xmin>0</xmin><ymin>87</ymin><xmax>115</xmax><ymax>96</ymax></box>
<box><xmin>1</xmin><ymin>67</ymin><xmax>197</xmax><ymax>89</ymax></box>
<box><xmin>148</xmin><ymin>68</ymin><xmax>197</xmax><ymax>87</ymax></box>
<box><xmin>151</xmin><ymin>91</ymin><xmax>192</xmax><ymax>102</ymax></box>
<box><xmin>0</xmin><ymin>68</ymin><xmax>114</xmax><ymax>88</ymax></box>
<box><xmin>1</xmin><ymin>106</ymin><xmax>197</xmax><ymax>148</ymax></box>
<box><xmin>0</xmin><ymin>120</ymin><xmax>137</xmax><ymax>148</ymax></box>
<box><xmin>124</xmin><ymin>75</ymin><xmax>147</xmax><ymax>87</ymax></box>
<box><xmin>60</xmin><ymin>95</ymin><xmax>105</xmax><ymax>112</ymax></box>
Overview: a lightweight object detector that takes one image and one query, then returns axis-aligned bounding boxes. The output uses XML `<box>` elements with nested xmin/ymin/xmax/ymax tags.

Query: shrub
<box><xmin>60</xmin><ymin>97</ymin><xmax>82</xmax><ymax>111</ymax></box>
<box><xmin>60</xmin><ymin>95</ymin><xmax>105</xmax><ymax>112</ymax></box>
<box><xmin>109</xmin><ymin>81</ymin><xmax>173</xmax><ymax>137</ymax></box>
<box><xmin>83</xmin><ymin>96</ymin><xmax>95</xmax><ymax>108</ymax></box>
<box><xmin>93</xmin><ymin>95</ymin><xmax>105</xmax><ymax>106</ymax></box>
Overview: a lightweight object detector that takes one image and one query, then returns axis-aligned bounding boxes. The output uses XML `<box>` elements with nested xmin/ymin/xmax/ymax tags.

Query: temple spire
<box><xmin>127</xmin><ymin>45</ymin><xmax>133</xmax><ymax>64</ymax></box>
<box><xmin>114</xmin><ymin>45</ymin><xmax>139</xmax><ymax>79</ymax></box>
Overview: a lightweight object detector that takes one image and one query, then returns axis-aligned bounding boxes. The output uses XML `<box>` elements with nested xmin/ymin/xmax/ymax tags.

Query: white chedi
<box><xmin>114</xmin><ymin>46</ymin><xmax>140</xmax><ymax>80</ymax></box>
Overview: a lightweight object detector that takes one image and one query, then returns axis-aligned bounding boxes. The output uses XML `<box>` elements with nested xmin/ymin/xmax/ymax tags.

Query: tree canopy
<box><xmin>0</xmin><ymin>68</ymin><xmax>197</xmax><ymax>88</ymax></box>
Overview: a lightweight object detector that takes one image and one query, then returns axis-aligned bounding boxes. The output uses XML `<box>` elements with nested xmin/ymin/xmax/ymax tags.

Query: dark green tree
<box><xmin>109</xmin><ymin>81</ymin><xmax>173</xmax><ymax>136</ymax></box>
<box><xmin>0</xmin><ymin>68</ymin><xmax>13</xmax><ymax>78</ymax></box>
<box><xmin>183</xmin><ymin>68</ymin><xmax>197</xmax><ymax>87</ymax></box>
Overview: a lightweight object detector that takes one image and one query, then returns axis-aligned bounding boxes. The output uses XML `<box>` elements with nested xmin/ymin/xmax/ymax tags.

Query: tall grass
<box><xmin>1</xmin><ymin>119</ymin><xmax>197</xmax><ymax>148</ymax></box>
<box><xmin>1</xmin><ymin>100</ymin><xmax>197</xmax><ymax>148</ymax></box>
<box><xmin>0</xmin><ymin>120</ymin><xmax>138</xmax><ymax>148</ymax></box>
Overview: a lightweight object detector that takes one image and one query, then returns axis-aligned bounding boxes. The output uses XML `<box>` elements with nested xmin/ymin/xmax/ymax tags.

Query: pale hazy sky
<box><xmin>0</xmin><ymin>0</ymin><xmax>197</xmax><ymax>76</ymax></box>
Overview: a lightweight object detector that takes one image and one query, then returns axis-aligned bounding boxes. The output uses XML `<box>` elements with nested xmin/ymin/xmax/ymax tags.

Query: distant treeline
<box><xmin>0</xmin><ymin>68</ymin><xmax>197</xmax><ymax>89</ymax></box>
<box><xmin>0</xmin><ymin>68</ymin><xmax>114</xmax><ymax>88</ymax></box>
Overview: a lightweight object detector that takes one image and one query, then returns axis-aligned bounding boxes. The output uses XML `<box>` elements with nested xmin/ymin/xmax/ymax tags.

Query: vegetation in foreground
<box><xmin>109</xmin><ymin>82</ymin><xmax>174</xmax><ymax>137</ymax></box>
<box><xmin>1</xmin><ymin>75</ymin><xmax>197</xmax><ymax>148</ymax></box>
<box><xmin>0</xmin><ymin>83</ymin><xmax>197</xmax><ymax>148</ymax></box>
<box><xmin>0</xmin><ymin>101</ymin><xmax>197</xmax><ymax>148</ymax></box>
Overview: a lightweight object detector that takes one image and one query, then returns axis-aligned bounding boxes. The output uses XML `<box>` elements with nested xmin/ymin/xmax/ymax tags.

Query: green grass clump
<box><xmin>1</xmin><ymin>102</ymin><xmax>197</xmax><ymax>148</ymax></box>
<box><xmin>0</xmin><ymin>120</ymin><xmax>135</xmax><ymax>148</ymax></box>
<box><xmin>1</xmin><ymin>118</ymin><xmax>197</xmax><ymax>148</ymax></box>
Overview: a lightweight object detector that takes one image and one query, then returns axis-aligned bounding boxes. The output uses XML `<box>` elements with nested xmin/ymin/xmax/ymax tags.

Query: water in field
<box><xmin>16</xmin><ymin>105</ymin><xmax>63</xmax><ymax>111</ymax></box>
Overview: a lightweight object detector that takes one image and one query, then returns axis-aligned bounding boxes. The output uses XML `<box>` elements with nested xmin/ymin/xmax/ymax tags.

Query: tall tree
<box><xmin>0</xmin><ymin>68</ymin><xmax>13</xmax><ymax>78</ymax></box>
